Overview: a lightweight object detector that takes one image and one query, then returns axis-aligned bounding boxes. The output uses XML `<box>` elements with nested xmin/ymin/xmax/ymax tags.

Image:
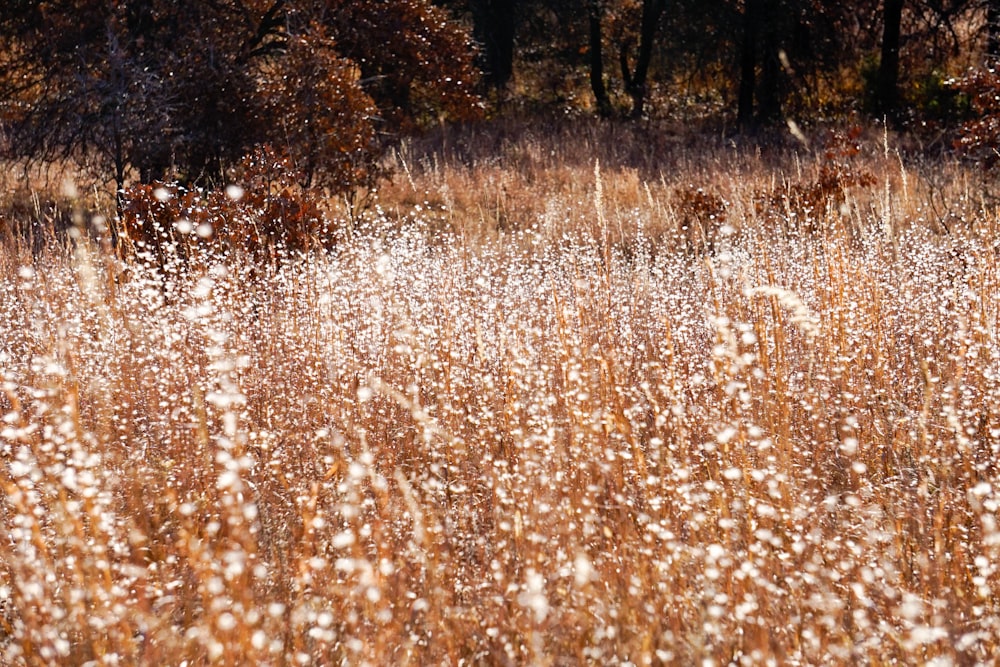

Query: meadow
<box><xmin>2</xmin><ymin>118</ymin><xmax>1000</xmax><ymax>665</ymax></box>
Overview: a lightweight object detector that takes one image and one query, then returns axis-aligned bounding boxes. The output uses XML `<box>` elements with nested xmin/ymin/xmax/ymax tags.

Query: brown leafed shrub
<box><xmin>952</xmin><ymin>66</ymin><xmax>1000</xmax><ymax>165</ymax></box>
<box><xmin>670</xmin><ymin>185</ymin><xmax>730</xmax><ymax>251</ymax></box>
<box><xmin>755</xmin><ymin>127</ymin><xmax>878</xmax><ymax>225</ymax></box>
<box><xmin>672</xmin><ymin>186</ymin><xmax>729</xmax><ymax>225</ymax></box>
<box><xmin>119</xmin><ymin>146</ymin><xmax>329</xmax><ymax>265</ymax></box>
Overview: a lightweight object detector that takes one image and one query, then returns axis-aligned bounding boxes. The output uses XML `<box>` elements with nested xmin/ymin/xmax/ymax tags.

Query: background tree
<box><xmin>734</xmin><ymin>0</ymin><xmax>876</xmax><ymax>126</ymax></box>
<box><xmin>0</xmin><ymin>0</ymin><xmax>480</xmax><ymax>200</ymax></box>
<box><xmin>988</xmin><ymin>0</ymin><xmax>1000</xmax><ymax>60</ymax></box>
<box><xmin>0</xmin><ymin>0</ymin><xmax>280</xmax><ymax>191</ymax></box>
<box><xmin>737</xmin><ymin>0</ymin><xmax>762</xmax><ymax>126</ymax></box>
<box><xmin>589</xmin><ymin>0</ymin><xmax>614</xmax><ymax>117</ymax></box>
<box><xmin>618</xmin><ymin>0</ymin><xmax>668</xmax><ymax>118</ymax></box>
<box><xmin>256</xmin><ymin>24</ymin><xmax>382</xmax><ymax>192</ymax></box>
<box><xmin>470</xmin><ymin>0</ymin><xmax>519</xmax><ymax>91</ymax></box>
<box><xmin>318</xmin><ymin>0</ymin><xmax>481</xmax><ymax>127</ymax></box>
<box><xmin>574</xmin><ymin>0</ymin><xmax>668</xmax><ymax>118</ymax></box>
<box><xmin>875</xmin><ymin>0</ymin><xmax>906</xmax><ymax>115</ymax></box>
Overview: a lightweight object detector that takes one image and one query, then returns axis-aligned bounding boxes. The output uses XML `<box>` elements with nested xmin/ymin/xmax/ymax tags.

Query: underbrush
<box><xmin>2</xmin><ymin>124</ymin><xmax>1000</xmax><ymax>664</ymax></box>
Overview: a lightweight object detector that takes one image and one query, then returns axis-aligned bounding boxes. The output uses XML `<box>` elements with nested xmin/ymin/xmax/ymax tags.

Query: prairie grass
<box><xmin>3</xmin><ymin>118</ymin><xmax>1000</xmax><ymax>665</ymax></box>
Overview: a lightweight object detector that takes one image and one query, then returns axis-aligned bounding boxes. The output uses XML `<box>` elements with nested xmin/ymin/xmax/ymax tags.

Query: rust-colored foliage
<box><xmin>952</xmin><ymin>67</ymin><xmax>1000</xmax><ymax>166</ymax></box>
<box><xmin>756</xmin><ymin>127</ymin><xmax>878</xmax><ymax>224</ymax></box>
<box><xmin>669</xmin><ymin>128</ymin><xmax>877</xmax><ymax>247</ymax></box>
<box><xmin>792</xmin><ymin>128</ymin><xmax>877</xmax><ymax>209</ymax></box>
<box><xmin>322</xmin><ymin>0</ymin><xmax>482</xmax><ymax>126</ymax></box>
<box><xmin>257</xmin><ymin>25</ymin><xmax>382</xmax><ymax>192</ymax></box>
<box><xmin>673</xmin><ymin>186</ymin><xmax>729</xmax><ymax>225</ymax></box>
<box><xmin>671</xmin><ymin>185</ymin><xmax>730</xmax><ymax>250</ymax></box>
<box><xmin>119</xmin><ymin>147</ymin><xmax>329</xmax><ymax>264</ymax></box>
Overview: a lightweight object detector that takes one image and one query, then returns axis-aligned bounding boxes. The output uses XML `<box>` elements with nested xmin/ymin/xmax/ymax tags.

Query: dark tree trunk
<box><xmin>620</xmin><ymin>0</ymin><xmax>666</xmax><ymax>119</ymax></box>
<box><xmin>471</xmin><ymin>0</ymin><xmax>516</xmax><ymax>90</ymax></box>
<box><xmin>758</xmin><ymin>32</ymin><xmax>783</xmax><ymax>122</ymax></box>
<box><xmin>988</xmin><ymin>0</ymin><xmax>1000</xmax><ymax>62</ymax></box>
<box><xmin>738</xmin><ymin>0</ymin><xmax>798</xmax><ymax>128</ymax></box>
<box><xmin>588</xmin><ymin>1</ymin><xmax>612</xmax><ymax>117</ymax></box>
<box><xmin>875</xmin><ymin>0</ymin><xmax>904</xmax><ymax>116</ymax></box>
<box><xmin>737</xmin><ymin>0</ymin><xmax>759</xmax><ymax>128</ymax></box>
<box><xmin>741</xmin><ymin>0</ymin><xmax>784</xmax><ymax>125</ymax></box>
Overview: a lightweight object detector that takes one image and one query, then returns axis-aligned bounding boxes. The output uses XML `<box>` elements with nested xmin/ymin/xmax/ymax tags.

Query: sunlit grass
<box><xmin>2</xmin><ymin>120</ymin><xmax>1000</xmax><ymax>664</ymax></box>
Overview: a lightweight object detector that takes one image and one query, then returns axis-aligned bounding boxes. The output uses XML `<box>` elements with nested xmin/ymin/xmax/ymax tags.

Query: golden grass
<box><xmin>3</xmin><ymin>118</ymin><xmax>1000</xmax><ymax>665</ymax></box>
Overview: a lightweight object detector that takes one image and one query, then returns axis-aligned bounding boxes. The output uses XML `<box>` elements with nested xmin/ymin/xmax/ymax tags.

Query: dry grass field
<box><xmin>3</xmin><ymin>118</ymin><xmax>1000</xmax><ymax>665</ymax></box>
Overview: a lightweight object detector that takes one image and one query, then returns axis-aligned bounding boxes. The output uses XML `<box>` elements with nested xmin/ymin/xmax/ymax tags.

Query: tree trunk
<box><xmin>744</xmin><ymin>0</ymin><xmax>784</xmax><ymax>124</ymax></box>
<box><xmin>875</xmin><ymin>0</ymin><xmax>904</xmax><ymax>116</ymax></box>
<box><xmin>988</xmin><ymin>0</ymin><xmax>1000</xmax><ymax>62</ymax></box>
<box><xmin>758</xmin><ymin>35</ymin><xmax>782</xmax><ymax>121</ymax></box>
<box><xmin>472</xmin><ymin>0</ymin><xmax>516</xmax><ymax>90</ymax></box>
<box><xmin>620</xmin><ymin>0</ymin><xmax>666</xmax><ymax>119</ymax></box>
<box><xmin>589</xmin><ymin>1</ymin><xmax>612</xmax><ymax>117</ymax></box>
<box><xmin>737</xmin><ymin>0</ymin><xmax>758</xmax><ymax>128</ymax></box>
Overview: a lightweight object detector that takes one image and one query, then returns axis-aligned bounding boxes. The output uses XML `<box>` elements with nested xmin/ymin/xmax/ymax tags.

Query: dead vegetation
<box><xmin>2</xmin><ymin>119</ymin><xmax>1000</xmax><ymax>665</ymax></box>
